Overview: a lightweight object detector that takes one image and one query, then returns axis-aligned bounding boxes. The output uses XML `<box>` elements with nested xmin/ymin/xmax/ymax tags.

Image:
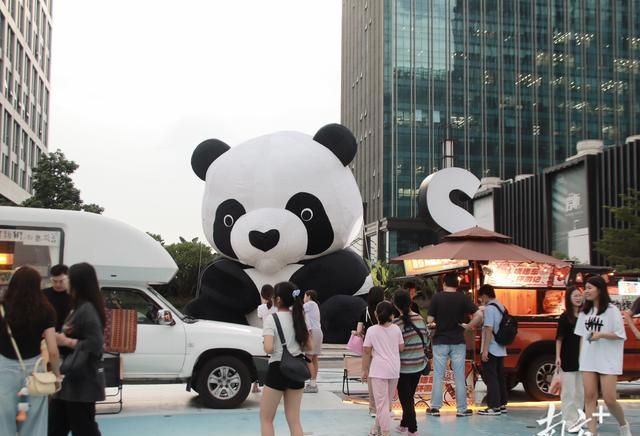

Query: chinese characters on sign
<box><xmin>0</xmin><ymin>229</ymin><xmax>61</xmax><ymax>247</ymax></box>
<box><xmin>484</xmin><ymin>261</ymin><xmax>570</xmax><ymax>288</ymax></box>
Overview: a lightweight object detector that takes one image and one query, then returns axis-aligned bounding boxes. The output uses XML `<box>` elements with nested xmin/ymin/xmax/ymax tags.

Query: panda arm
<box><xmin>290</xmin><ymin>249</ymin><xmax>369</xmax><ymax>301</ymax></box>
<box><xmin>184</xmin><ymin>258</ymin><xmax>260</xmax><ymax>324</ymax></box>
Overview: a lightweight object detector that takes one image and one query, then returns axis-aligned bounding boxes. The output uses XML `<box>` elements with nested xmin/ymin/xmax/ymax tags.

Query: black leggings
<box><xmin>397</xmin><ymin>371</ymin><xmax>422</xmax><ymax>433</ymax></box>
<box><xmin>48</xmin><ymin>398</ymin><xmax>101</xmax><ymax>436</ymax></box>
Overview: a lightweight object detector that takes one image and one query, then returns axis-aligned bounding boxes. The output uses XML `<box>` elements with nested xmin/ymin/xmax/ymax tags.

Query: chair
<box><xmin>97</xmin><ymin>352</ymin><xmax>123</xmax><ymax>414</ymax></box>
<box><xmin>342</xmin><ymin>355</ymin><xmax>363</xmax><ymax>396</ymax></box>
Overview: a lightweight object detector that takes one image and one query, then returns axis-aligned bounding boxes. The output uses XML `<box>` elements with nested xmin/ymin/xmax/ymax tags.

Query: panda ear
<box><xmin>191</xmin><ymin>139</ymin><xmax>231</xmax><ymax>181</ymax></box>
<box><xmin>313</xmin><ymin>124</ymin><xmax>357</xmax><ymax>166</ymax></box>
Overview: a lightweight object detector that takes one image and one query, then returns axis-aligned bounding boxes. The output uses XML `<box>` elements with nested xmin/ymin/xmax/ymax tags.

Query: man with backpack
<box><xmin>477</xmin><ymin>284</ymin><xmax>510</xmax><ymax>416</ymax></box>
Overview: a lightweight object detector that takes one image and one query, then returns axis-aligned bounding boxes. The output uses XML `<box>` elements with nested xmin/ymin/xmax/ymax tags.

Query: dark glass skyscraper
<box><xmin>342</xmin><ymin>0</ymin><xmax>640</xmax><ymax>259</ymax></box>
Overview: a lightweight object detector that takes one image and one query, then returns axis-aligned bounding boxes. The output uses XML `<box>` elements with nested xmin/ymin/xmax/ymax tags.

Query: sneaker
<box><xmin>394</xmin><ymin>425</ymin><xmax>408</xmax><ymax>433</ymax></box>
<box><xmin>477</xmin><ymin>408</ymin><xmax>501</xmax><ymax>416</ymax></box>
<box><xmin>369</xmin><ymin>409</ymin><xmax>376</xmax><ymax>418</ymax></box>
<box><xmin>427</xmin><ymin>408</ymin><xmax>440</xmax><ymax>416</ymax></box>
<box><xmin>456</xmin><ymin>409</ymin><xmax>473</xmax><ymax>417</ymax></box>
<box><xmin>500</xmin><ymin>405</ymin><xmax>507</xmax><ymax>414</ymax></box>
<box><xmin>620</xmin><ymin>421</ymin><xmax>632</xmax><ymax>436</ymax></box>
<box><xmin>303</xmin><ymin>384</ymin><xmax>318</xmax><ymax>393</ymax></box>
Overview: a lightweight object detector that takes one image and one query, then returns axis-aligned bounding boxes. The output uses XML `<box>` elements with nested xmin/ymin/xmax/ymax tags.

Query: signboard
<box><xmin>403</xmin><ymin>258</ymin><xmax>469</xmax><ymax>276</ymax></box>
<box><xmin>483</xmin><ymin>261</ymin><xmax>570</xmax><ymax>288</ymax></box>
<box><xmin>0</xmin><ymin>229</ymin><xmax>61</xmax><ymax>246</ymax></box>
<box><xmin>619</xmin><ymin>280</ymin><xmax>640</xmax><ymax>296</ymax></box>
<box><xmin>550</xmin><ymin>164</ymin><xmax>590</xmax><ymax>262</ymax></box>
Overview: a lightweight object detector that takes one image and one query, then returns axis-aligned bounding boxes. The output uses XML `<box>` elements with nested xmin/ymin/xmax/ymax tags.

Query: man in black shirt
<box><xmin>43</xmin><ymin>264</ymin><xmax>71</xmax><ymax>332</ymax></box>
<box><xmin>427</xmin><ymin>272</ymin><xmax>482</xmax><ymax>417</ymax></box>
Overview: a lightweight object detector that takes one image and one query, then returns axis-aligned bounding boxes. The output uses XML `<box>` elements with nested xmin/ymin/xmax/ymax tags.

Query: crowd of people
<box><xmin>1</xmin><ymin>264</ymin><xmax>637</xmax><ymax>436</ymax></box>
<box><xmin>0</xmin><ymin>263</ymin><xmax>105</xmax><ymax>436</ymax></box>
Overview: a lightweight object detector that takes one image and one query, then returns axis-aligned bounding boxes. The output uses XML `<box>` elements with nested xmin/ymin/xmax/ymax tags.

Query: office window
<box><xmin>19</xmin><ymin>168</ymin><xmax>25</xmax><ymax>188</ymax></box>
<box><xmin>3</xmin><ymin>111</ymin><xmax>11</xmax><ymax>144</ymax></box>
<box><xmin>11</xmin><ymin>161</ymin><xmax>18</xmax><ymax>182</ymax></box>
<box><xmin>1</xmin><ymin>153</ymin><xmax>8</xmax><ymax>175</ymax></box>
<box><xmin>29</xmin><ymin>140</ymin><xmax>34</xmax><ymax>166</ymax></box>
<box><xmin>21</xmin><ymin>131</ymin><xmax>27</xmax><ymax>160</ymax></box>
<box><xmin>13</xmin><ymin>121</ymin><xmax>20</xmax><ymax>153</ymax></box>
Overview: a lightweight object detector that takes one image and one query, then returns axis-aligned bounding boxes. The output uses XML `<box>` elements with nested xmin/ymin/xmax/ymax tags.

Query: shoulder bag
<box><xmin>407</xmin><ymin>319</ymin><xmax>432</xmax><ymax>375</ymax></box>
<box><xmin>271</xmin><ymin>313</ymin><xmax>310</xmax><ymax>383</ymax></box>
<box><xmin>0</xmin><ymin>305</ymin><xmax>58</xmax><ymax>396</ymax></box>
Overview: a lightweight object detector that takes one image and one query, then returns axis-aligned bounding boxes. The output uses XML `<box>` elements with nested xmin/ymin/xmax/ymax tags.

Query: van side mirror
<box><xmin>157</xmin><ymin>309</ymin><xmax>175</xmax><ymax>326</ymax></box>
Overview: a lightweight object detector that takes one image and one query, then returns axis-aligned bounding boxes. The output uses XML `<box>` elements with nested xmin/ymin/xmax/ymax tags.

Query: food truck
<box><xmin>395</xmin><ymin>228</ymin><xmax>640</xmax><ymax>401</ymax></box>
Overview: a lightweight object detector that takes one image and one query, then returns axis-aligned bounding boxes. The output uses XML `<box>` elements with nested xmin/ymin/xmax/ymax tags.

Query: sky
<box><xmin>49</xmin><ymin>0</ymin><xmax>342</xmax><ymax>244</ymax></box>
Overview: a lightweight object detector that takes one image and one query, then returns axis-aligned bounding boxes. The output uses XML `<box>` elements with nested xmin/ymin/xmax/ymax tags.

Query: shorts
<box><xmin>265</xmin><ymin>361</ymin><xmax>305</xmax><ymax>391</ymax></box>
<box><xmin>307</xmin><ymin>328</ymin><xmax>323</xmax><ymax>356</ymax></box>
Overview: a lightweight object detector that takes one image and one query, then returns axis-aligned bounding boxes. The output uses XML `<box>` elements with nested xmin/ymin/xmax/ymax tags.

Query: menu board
<box><xmin>618</xmin><ymin>280</ymin><xmax>640</xmax><ymax>296</ymax></box>
<box><xmin>484</xmin><ymin>261</ymin><xmax>570</xmax><ymax>288</ymax></box>
<box><xmin>403</xmin><ymin>259</ymin><xmax>469</xmax><ymax>276</ymax></box>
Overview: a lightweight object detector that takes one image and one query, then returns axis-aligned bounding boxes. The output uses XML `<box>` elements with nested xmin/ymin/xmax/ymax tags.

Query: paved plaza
<box><xmin>95</xmin><ymin>368</ymin><xmax>640</xmax><ymax>435</ymax></box>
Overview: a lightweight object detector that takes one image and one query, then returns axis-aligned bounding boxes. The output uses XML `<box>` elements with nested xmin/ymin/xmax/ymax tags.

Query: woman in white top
<box><xmin>574</xmin><ymin>276</ymin><xmax>631</xmax><ymax>436</ymax></box>
<box><xmin>260</xmin><ymin>282</ymin><xmax>310</xmax><ymax>436</ymax></box>
<box><xmin>257</xmin><ymin>284</ymin><xmax>277</xmax><ymax>326</ymax></box>
<box><xmin>253</xmin><ymin>284</ymin><xmax>276</xmax><ymax>393</ymax></box>
<box><xmin>303</xmin><ymin>290</ymin><xmax>322</xmax><ymax>393</ymax></box>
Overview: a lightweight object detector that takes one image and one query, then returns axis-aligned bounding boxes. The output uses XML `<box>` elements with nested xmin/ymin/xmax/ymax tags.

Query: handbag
<box><xmin>0</xmin><ymin>305</ymin><xmax>58</xmax><ymax>396</ymax></box>
<box><xmin>408</xmin><ymin>321</ymin><xmax>432</xmax><ymax>375</ymax></box>
<box><xmin>60</xmin><ymin>344</ymin><xmax>89</xmax><ymax>378</ymax></box>
<box><xmin>346</xmin><ymin>333</ymin><xmax>364</xmax><ymax>355</ymax></box>
<box><xmin>271</xmin><ymin>313</ymin><xmax>311</xmax><ymax>383</ymax></box>
<box><xmin>550</xmin><ymin>367</ymin><xmax>562</xmax><ymax>395</ymax></box>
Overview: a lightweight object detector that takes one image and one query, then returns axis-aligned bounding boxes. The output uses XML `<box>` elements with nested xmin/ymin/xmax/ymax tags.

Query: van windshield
<box><xmin>146</xmin><ymin>286</ymin><xmax>185</xmax><ymax>319</ymax></box>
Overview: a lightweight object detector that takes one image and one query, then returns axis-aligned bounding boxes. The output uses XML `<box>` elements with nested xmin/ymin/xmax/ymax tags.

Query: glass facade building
<box><xmin>342</xmin><ymin>0</ymin><xmax>640</xmax><ymax>259</ymax></box>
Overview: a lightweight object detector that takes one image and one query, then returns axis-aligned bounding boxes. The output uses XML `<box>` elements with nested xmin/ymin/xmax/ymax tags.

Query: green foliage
<box><xmin>146</xmin><ymin>232</ymin><xmax>165</xmax><ymax>245</ymax></box>
<box><xmin>594</xmin><ymin>190</ymin><xmax>640</xmax><ymax>272</ymax></box>
<box><xmin>368</xmin><ymin>260</ymin><xmax>402</xmax><ymax>289</ymax></box>
<box><xmin>151</xmin><ymin>235</ymin><xmax>218</xmax><ymax>306</ymax></box>
<box><xmin>21</xmin><ymin>149</ymin><xmax>104</xmax><ymax>214</ymax></box>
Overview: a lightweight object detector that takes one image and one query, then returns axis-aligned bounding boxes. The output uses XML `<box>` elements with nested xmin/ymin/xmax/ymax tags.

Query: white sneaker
<box><xmin>620</xmin><ymin>421</ymin><xmax>632</xmax><ymax>436</ymax></box>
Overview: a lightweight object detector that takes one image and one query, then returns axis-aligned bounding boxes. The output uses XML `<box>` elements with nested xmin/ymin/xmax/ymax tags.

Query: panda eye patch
<box><xmin>285</xmin><ymin>192</ymin><xmax>334</xmax><ymax>255</ymax></box>
<box><xmin>213</xmin><ymin>199</ymin><xmax>246</xmax><ymax>259</ymax></box>
<box><xmin>300</xmin><ymin>208</ymin><xmax>313</xmax><ymax>222</ymax></box>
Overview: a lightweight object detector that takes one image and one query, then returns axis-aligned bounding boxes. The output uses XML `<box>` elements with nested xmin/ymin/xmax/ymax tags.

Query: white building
<box><xmin>0</xmin><ymin>0</ymin><xmax>52</xmax><ymax>204</ymax></box>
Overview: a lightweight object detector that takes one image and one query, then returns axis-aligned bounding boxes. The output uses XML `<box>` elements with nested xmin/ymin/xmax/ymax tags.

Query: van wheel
<box><xmin>523</xmin><ymin>355</ymin><xmax>559</xmax><ymax>401</ymax></box>
<box><xmin>197</xmin><ymin>356</ymin><xmax>251</xmax><ymax>409</ymax></box>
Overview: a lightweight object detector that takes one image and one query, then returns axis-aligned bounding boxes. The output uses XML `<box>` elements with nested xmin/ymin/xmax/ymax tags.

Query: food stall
<box><xmin>392</xmin><ymin>226</ymin><xmax>572</xmax><ymax>403</ymax></box>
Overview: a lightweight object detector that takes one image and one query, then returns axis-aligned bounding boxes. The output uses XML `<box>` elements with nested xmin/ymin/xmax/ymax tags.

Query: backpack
<box><xmin>488</xmin><ymin>302</ymin><xmax>518</xmax><ymax>345</ymax></box>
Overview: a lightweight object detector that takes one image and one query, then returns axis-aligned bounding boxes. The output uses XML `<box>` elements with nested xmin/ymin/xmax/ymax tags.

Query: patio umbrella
<box><xmin>391</xmin><ymin>226</ymin><xmax>570</xmax><ymax>267</ymax></box>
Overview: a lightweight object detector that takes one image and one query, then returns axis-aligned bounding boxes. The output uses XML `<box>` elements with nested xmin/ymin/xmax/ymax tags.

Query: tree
<box><xmin>146</xmin><ymin>233</ymin><xmax>165</xmax><ymax>246</ymax></box>
<box><xmin>21</xmin><ymin>149</ymin><xmax>104</xmax><ymax>214</ymax></box>
<box><xmin>595</xmin><ymin>189</ymin><xmax>640</xmax><ymax>271</ymax></box>
<box><xmin>151</xmin><ymin>236</ymin><xmax>217</xmax><ymax>306</ymax></box>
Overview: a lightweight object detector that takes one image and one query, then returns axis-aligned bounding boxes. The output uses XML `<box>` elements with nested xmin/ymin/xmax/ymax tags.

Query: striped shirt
<box><xmin>394</xmin><ymin>314</ymin><xmax>428</xmax><ymax>374</ymax></box>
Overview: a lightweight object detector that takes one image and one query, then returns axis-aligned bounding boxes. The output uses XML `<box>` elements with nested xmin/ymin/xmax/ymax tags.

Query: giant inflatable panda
<box><xmin>185</xmin><ymin>124</ymin><xmax>372</xmax><ymax>343</ymax></box>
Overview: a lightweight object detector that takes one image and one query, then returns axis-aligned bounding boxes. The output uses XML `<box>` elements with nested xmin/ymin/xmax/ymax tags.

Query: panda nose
<box><xmin>249</xmin><ymin>229</ymin><xmax>280</xmax><ymax>252</ymax></box>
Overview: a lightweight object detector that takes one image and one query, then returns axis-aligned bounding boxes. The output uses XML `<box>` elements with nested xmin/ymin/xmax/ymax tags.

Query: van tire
<box><xmin>523</xmin><ymin>355</ymin><xmax>559</xmax><ymax>401</ymax></box>
<box><xmin>197</xmin><ymin>355</ymin><xmax>252</xmax><ymax>409</ymax></box>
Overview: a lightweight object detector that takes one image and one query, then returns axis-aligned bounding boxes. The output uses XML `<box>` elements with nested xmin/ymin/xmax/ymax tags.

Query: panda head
<box><xmin>192</xmin><ymin>124</ymin><xmax>363</xmax><ymax>274</ymax></box>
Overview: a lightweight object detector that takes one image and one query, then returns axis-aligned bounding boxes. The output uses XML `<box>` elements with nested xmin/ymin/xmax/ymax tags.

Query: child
<box><xmin>254</xmin><ymin>284</ymin><xmax>276</xmax><ymax>393</ymax></box>
<box><xmin>362</xmin><ymin>301</ymin><xmax>405</xmax><ymax>436</ymax></box>
<box><xmin>303</xmin><ymin>290</ymin><xmax>322</xmax><ymax>393</ymax></box>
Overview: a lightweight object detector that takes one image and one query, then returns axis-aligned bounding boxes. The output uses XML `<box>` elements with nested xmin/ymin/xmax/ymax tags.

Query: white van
<box><xmin>0</xmin><ymin>206</ymin><xmax>268</xmax><ymax>408</ymax></box>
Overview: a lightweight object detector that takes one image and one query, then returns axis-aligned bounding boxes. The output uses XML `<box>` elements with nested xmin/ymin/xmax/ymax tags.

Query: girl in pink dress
<box><xmin>362</xmin><ymin>301</ymin><xmax>405</xmax><ymax>436</ymax></box>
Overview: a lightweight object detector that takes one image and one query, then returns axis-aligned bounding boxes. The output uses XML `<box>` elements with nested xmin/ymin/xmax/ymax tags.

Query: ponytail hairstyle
<box><xmin>393</xmin><ymin>288</ymin><xmax>412</xmax><ymax>329</ymax></box>
<box><xmin>305</xmin><ymin>289</ymin><xmax>319</xmax><ymax>303</ymax></box>
<box><xmin>375</xmin><ymin>301</ymin><xmax>394</xmax><ymax>324</ymax></box>
<box><xmin>367</xmin><ymin>286</ymin><xmax>385</xmax><ymax>322</ymax></box>
<box><xmin>261</xmin><ymin>284</ymin><xmax>275</xmax><ymax>309</ymax></box>
<box><xmin>274</xmin><ymin>281</ymin><xmax>309</xmax><ymax>347</ymax></box>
